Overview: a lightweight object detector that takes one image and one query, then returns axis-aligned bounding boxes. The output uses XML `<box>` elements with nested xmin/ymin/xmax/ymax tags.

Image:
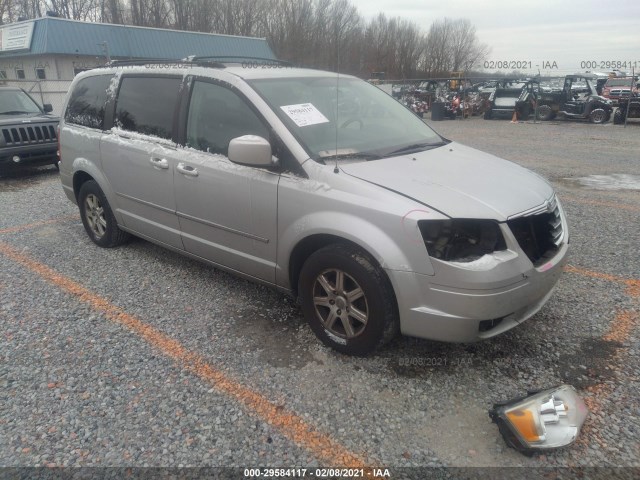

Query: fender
<box><xmin>276</xmin><ymin>211</ymin><xmax>436</xmax><ymax>289</ymax></box>
<box><xmin>71</xmin><ymin>157</ymin><xmax>125</xmax><ymax>225</ymax></box>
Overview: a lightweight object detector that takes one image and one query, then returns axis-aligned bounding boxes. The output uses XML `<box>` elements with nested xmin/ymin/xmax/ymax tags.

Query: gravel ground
<box><xmin>1</xmin><ymin>117</ymin><xmax>639</xmax><ymax>478</ymax></box>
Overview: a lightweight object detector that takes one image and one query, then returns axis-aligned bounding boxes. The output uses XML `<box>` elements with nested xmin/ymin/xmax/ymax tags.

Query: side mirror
<box><xmin>43</xmin><ymin>103</ymin><xmax>53</xmax><ymax>113</ymax></box>
<box><xmin>228</xmin><ymin>135</ymin><xmax>274</xmax><ymax>167</ymax></box>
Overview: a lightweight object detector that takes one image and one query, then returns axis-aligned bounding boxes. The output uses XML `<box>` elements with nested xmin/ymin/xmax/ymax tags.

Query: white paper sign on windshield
<box><xmin>280</xmin><ymin>103</ymin><xmax>330</xmax><ymax>127</ymax></box>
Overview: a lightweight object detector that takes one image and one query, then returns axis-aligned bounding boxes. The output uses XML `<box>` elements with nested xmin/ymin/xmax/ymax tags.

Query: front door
<box><xmin>173</xmin><ymin>79</ymin><xmax>279</xmax><ymax>283</ymax></box>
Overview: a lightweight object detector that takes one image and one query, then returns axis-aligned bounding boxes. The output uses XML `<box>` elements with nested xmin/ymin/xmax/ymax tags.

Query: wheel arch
<box><xmin>73</xmin><ymin>170</ymin><xmax>94</xmax><ymax>201</ymax></box>
<box><xmin>70</xmin><ymin>158</ymin><xmax>122</xmax><ymax>224</ymax></box>
<box><xmin>289</xmin><ymin>234</ymin><xmax>369</xmax><ymax>297</ymax></box>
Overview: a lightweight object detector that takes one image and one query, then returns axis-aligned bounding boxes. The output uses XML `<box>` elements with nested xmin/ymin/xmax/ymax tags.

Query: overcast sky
<box><xmin>353</xmin><ymin>0</ymin><xmax>640</xmax><ymax>75</ymax></box>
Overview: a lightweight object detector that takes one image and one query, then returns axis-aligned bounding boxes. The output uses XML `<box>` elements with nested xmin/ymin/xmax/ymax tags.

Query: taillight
<box><xmin>57</xmin><ymin>125</ymin><xmax>61</xmax><ymax>165</ymax></box>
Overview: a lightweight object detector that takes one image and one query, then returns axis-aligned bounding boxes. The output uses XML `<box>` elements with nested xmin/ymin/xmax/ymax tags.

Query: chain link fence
<box><xmin>2</xmin><ymin>79</ymin><xmax>72</xmax><ymax>115</ymax></box>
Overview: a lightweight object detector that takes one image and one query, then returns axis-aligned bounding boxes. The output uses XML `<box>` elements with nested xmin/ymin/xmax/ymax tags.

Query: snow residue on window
<box><xmin>105</xmin><ymin>71</ymin><xmax>122</xmax><ymax>101</ymax></box>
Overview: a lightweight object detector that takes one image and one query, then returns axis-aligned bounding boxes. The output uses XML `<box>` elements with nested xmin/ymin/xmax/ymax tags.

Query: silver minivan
<box><xmin>59</xmin><ymin>61</ymin><xmax>569</xmax><ymax>355</ymax></box>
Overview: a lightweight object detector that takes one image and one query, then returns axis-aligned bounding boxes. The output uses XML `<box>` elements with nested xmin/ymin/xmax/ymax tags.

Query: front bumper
<box><xmin>388</xmin><ymin>240</ymin><xmax>569</xmax><ymax>343</ymax></box>
<box><xmin>1</xmin><ymin>144</ymin><xmax>58</xmax><ymax>167</ymax></box>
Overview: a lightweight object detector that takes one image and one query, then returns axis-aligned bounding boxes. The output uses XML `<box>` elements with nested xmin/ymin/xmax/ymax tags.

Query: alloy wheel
<box><xmin>312</xmin><ymin>269</ymin><xmax>369</xmax><ymax>339</ymax></box>
<box><xmin>84</xmin><ymin>193</ymin><xmax>107</xmax><ymax>238</ymax></box>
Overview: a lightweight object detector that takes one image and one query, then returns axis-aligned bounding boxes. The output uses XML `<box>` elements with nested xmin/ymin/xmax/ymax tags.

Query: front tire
<box><xmin>78</xmin><ymin>180</ymin><xmax>130</xmax><ymax>248</ymax></box>
<box><xmin>299</xmin><ymin>244</ymin><xmax>399</xmax><ymax>356</ymax></box>
<box><xmin>536</xmin><ymin>104</ymin><xmax>554</xmax><ymax>121</ymax></box>
<box><xmin>589</xmin><ymin>108</ymin><xmax>608</xmax><ymax>124</ymax></box>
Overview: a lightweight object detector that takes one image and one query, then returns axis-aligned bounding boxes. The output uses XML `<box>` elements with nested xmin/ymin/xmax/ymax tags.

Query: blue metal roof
<box><xmin>0</xmin><ymin>17</ymin><xmax>276</xmax><ymax>60</ymax></box>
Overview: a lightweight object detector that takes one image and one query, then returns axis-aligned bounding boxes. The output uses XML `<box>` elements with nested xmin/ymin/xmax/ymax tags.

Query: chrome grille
<box><xmin>548</xmin><ymin>198</ymin><xmax>564</xmax><ymax>247</ymax></box>
<box><xmin>507</xmin><ymin>196</ymin><xmax>564</xmax><ymax>266</ymax></box>
<box><xmin>2</xmin><ymin>124</ymin><xmax>57</xmax><ymax>146</ymax></box>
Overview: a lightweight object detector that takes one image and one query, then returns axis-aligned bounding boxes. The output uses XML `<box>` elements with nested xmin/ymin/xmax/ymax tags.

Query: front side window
<box><xmin>186</xmin><ymin>80</ymin><xmax>269</xmax><ymax>156</ymax></box>
<box><xmin>65</xmin><ymin>74</ymin><xmax>112</xmax><ymax>128</ymax></box>
<box><xmin>115</xmin><ymin>76</ymin><xmax>180</xmax><ymax>139</ymax></box>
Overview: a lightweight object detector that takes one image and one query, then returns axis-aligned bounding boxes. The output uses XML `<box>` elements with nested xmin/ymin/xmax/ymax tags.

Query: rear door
<box><xmin>173</xmin><ymin>78</ymin><xmax>279</xmax><ymax>283</ymax></box>
<box><xmin>100</xmin><ymin>75</ymin><xmax>184</xmax><ymax>249</ymax></box>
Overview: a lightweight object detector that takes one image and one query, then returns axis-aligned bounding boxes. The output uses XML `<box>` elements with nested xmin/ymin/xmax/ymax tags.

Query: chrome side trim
<box><xmin>176</xmin><ymin>211</ymin><xmax>270</xmax><ymax>244</ymax></box>
<box><xmin>116</xmin><ymin>192</ymin><xmax>175</xmax><ymax>214</ymax></box>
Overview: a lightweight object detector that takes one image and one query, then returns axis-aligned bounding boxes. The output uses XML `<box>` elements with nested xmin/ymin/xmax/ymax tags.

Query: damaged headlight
<box><xmin>418</xmin><ymin>219</ymin><xmax>506</xmax><ymax>262</ymax></box>
<box><xmin>490</xmin><ymin>385</ymin><xmax>588</xmax><ymax>455</ymax></box>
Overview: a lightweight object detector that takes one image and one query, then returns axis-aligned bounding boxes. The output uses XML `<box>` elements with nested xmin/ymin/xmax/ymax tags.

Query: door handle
<box><xmin>149</xmin><ymin>157</ymin><xmax>169</xmax><ymax>169</ymax></box>
<box><xmin>177</xmin><ymin>162</ymin><xmax>199</xmax><ymax>177</ymax></box>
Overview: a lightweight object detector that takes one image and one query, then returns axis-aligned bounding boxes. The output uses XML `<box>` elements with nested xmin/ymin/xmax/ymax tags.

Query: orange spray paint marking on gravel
<box><xmin>564</xmin><ymin>264</ymin><xmax>640</xmax><ymax>298</ymax></box>
<box><xmin>563</xmin><ymin>265</ymin><xmax>639</xmax><ymax>449</ymax></box>
<box><xmin>0</xmin><ymin>242</ymin><xmax>379</xmax><ymax>471</ymax></box>
<box><xmin>579</xmin><ymin>309</ymin><xmax>639</xmax><ymax>446</ymax></box>
<box><xmin>0</xmin><ymin>215</ymin><xmax>79</xmax><ymax>235</ymax></box>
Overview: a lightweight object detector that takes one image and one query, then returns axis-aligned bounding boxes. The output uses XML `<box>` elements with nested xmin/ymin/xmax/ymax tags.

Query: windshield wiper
<box><xmin>322</xmin><ymin>152</ymin><xmax>383</xmax><ymax>161</ymax></box>
<box><xmin>0</xmin><ymin>110</ymin><xmax>36</xmax><ymax>115</ymax></box>
<box><xmin>384</xmin><ymin>141</ymin><xmax>447</xmax><ymax>157</ymax></box>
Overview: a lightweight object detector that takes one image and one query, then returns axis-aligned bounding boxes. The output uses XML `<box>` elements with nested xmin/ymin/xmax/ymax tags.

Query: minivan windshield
<box><xmin>248</xmin><ymin>76</ymin><xmax>445</xmax><ymax>161</ymax></box>
<box><xmin>0</xmin><ymin>89</ymin><xmax>42</xmax><ymax>115</ymax></box>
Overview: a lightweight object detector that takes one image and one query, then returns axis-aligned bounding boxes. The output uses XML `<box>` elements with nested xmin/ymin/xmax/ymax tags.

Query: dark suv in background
<box><xmin>0</xmin><ymin>86</ymin><xmax>59</xmax><ymax>174</ymax></box>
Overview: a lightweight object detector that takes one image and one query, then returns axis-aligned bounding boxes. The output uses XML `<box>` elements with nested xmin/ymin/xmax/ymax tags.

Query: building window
<box><xmin>16</xmin><ymin>69</ymin><xmax>26</xmax><ymax>79</ymax></box>
<box><xmin>35</xmin><ymin>68</ymin><xmax>46</xmax><ymax>80</ymax></box>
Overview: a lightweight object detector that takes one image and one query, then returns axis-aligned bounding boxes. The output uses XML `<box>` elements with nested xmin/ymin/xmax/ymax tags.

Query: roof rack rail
<box><xmin>184</xmin><ymin>55</ymin><xmax>292</xmax><ymax>65</ymax></box>
<box><xmin>107</xmin><ymin>58</ymin><xmax>226</xmax><ymax>68</ymax></box>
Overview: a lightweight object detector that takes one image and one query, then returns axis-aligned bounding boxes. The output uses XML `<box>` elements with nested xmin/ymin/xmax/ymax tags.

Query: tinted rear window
<box><xmin>115</xmin><ymin>76</ymin><xmax>180</xmax><ymax>139</ymax></box>
<box><xmin>65</xmin><ymin>75</ymin><xmax>112</xmax><ymax>129</ymax></box>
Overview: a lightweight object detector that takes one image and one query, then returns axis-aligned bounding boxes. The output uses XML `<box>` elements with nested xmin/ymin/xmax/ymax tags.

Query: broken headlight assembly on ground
<box><xmin>418</xmin><ymin>219</ymin><xmax>506</xmax><ymax>263</ymax></box>
<box><xmin>489</xmin><ymin>385</ymin><xmax>588</xmax><ymax>455</ymax></box>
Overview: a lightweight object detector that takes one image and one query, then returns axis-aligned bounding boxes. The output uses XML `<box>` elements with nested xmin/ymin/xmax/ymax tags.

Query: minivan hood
<box><xmin>340</xmin><ymin>142</ymin><xmax>554</xmax><ymax>220</ymax></box>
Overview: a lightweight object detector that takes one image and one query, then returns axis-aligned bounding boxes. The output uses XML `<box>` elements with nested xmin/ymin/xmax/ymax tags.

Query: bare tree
<box><xmin>0</xmin><ymin>0</ymin><xmax>491</xmax><ymax>80</ymax></box>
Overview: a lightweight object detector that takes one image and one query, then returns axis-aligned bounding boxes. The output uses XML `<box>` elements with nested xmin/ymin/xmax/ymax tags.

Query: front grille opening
<box><xmin>479</xmin><ymin>317</ymin><xmax>505</xmax><ymax>332</ymax></box>
<box><xmin>508</xmin><ymin>207</ymin><xmax>562</xmax><ymax>266</ymax></box>
<box><xmin>1</xmin><ymin>125</ymin><xmax>57</xmax><ymax>145</ymax></box>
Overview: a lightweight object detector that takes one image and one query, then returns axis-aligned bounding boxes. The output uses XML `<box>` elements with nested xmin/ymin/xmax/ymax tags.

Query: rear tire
<box><xmin>536</xmin><ymin>104</ymin><xmax>553</xmax><ymax>121</ymax></box>
<box><xmin>78</xmin><ymin>180</ymin><xmax>130</xmax><ymax>248</ymax></box>
<box><xmin>298</xmin><ymin>243</ymin><xmax>399</xmax><ymax>356</ymax></box>
<box><xmin>613</xmin><ymin>110</ymin><xmax>624</xmax><ymax>124</ymax></box>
